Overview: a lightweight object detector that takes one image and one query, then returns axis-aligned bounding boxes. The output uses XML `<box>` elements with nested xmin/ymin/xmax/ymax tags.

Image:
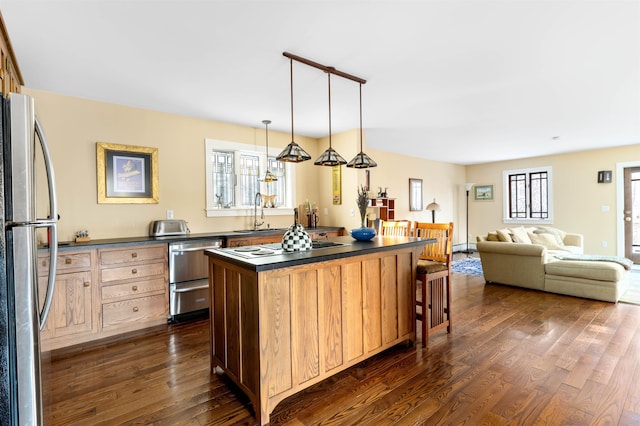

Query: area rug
<box><xmin>618</xmin><ymin>269</ymin><xmax>640</xmax><ymax>305</ymax></box>
<box><xmin>451</xmin><ymin>257</ymin><xmax>484</xmax><ymax>277</ymax></box>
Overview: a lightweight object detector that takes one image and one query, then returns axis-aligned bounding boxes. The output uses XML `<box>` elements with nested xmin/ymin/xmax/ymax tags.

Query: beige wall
<box><xmin>28</xmin><ymin>88</ymin><xmax>321</xmax><ymax>240</ymax></box>
<box><xmin>320</xmin><ymin>130</ymin><xmax>467</xmax><ymax>243</ymax></box>
<box><xmin>466</xmin><ymin>145</ymin><xmax>640</xmax><ymax>255</ymax></box>
<box><xmin>26</xmin><ymin>88</ymin><xmax>468</xmax><ymax>243</ymax></box>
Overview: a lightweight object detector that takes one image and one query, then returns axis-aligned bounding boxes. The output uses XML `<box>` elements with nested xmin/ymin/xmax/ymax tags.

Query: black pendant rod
<box><xmin>328</xmin><ymin>73</ymin><xmax>333</xmax><ymax>147</ymax></box>
<box><xmin>283</xmin><ymin>52</ymin><xmax>367</xmax><ymax>85</ymax></box>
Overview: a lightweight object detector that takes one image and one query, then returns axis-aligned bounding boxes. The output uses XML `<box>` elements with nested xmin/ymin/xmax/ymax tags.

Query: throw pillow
<box><xmin>533</xmin><ymin>227</ymin><xmax>565</xmax><ymax>246</ymax></box>
<box><xmin>508</xmin><ymin>226</ymin><xmax>532</xmax><ymax>244</ymax></box>
<box><xmin>487</xmin><ymin>232</ymin><xmax>499</xmax><ymax>241</ymax></box>
<box><xmin>496</xmin><ymin>228</ymin><xmax>512</xmax><ymax>242</ymax></box>
<box><xmin>528</xmin><ymin>232</ymin><xmax>566</xmax><ymax>250</ymax></box>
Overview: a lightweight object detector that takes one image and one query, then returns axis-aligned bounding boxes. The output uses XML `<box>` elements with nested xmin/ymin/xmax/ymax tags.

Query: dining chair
<box><xmin>413</xmin><ymin>221</ymin><xmax>454</xmax><ymax>347</ymax></box>
<box><xmin>379</xmin><ymin>220</ymin><xmax>411</xmax><ymax>237</ymax></box>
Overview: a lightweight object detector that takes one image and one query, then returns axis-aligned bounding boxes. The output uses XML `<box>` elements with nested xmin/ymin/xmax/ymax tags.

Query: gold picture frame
<box><xmin>96</xmin><ymin>142</ymin><xmax>159</xmax><ymax>204</ymax></box>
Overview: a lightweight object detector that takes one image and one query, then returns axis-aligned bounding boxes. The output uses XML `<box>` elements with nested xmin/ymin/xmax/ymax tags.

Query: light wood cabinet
<box><xmin>38</xmin><ymin>250</ymin><xmax>98</xmax><ymax>351</ymax></box>
<box><xmin>208</xmin><ymin>244</ymin><xmax>419</xmax><ymax>425</ymax></box>
<box><xmin>39</xmin><ymin>243</ymin><xmax>169</xmax><ymax>351</ymax></box>
<box><xmin>226</xmin><ymin>234</ymin><xmax>282</xmax><ymax>248</ymax></box>
<box><xmin>98</xmin><ymin>244</ymin><xmax>168</xmax><ymax>333</ymax></box>
<box><xmin>225</xmin><ymin>229</ymin><xmax>343</xmax><ymax>248</ymax></box>
<box><xmin>0</xmin><ymin>12</ymin><xmax>23</xmax><ymax>96</ymax></box>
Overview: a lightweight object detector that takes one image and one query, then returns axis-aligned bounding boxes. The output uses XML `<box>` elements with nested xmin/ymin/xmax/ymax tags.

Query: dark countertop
<box><xmin>205</xmin><ymin>235</ymin><xmax>432</xmax><ymax>272</ymax></box>
<box><xmin>47</xmin><ymin>226</ymin><xmax>345</xmax><ymax>252</ymax></box>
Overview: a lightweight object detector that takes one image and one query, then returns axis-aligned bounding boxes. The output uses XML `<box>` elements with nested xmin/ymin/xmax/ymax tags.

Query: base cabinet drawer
<box><xmin>102</xmin><ymin>294</ymin><xmax>167</xmax><ymax>328</ymax></box>
<box><xmin>99</xmin><ymin>245</ymin><xmax>166</xmax><ymax>266</ymax></box>
<box><xmin>38</xmin><ymin>252</ymin><xmax>92</xmax><ymax>276</ymax></box>
<box><xmin>100</xmin><ymin>261</ymin><xmax>165</xmax><ymax>283</ymax></box>
<box><xmin>101</xmin><ymin>277</ymin><xmax>166</xmax><ymax>301</ymax></box>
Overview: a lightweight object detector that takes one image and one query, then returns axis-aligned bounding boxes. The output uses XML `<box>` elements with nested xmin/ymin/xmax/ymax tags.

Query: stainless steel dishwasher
<box><xmin>168</xmin><ymin>239</ymin><xmax>222</xmax><ymax>322</ymax></box>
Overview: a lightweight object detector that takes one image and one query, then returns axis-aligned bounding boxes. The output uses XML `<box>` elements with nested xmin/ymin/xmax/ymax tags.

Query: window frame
<box><xmin>204</xmin><ymin>139</ymin><xmax>295</xmax><ymax>218</ymax></box>
<box><xmin>502</xmin><ymin>166</ymin><xmax>553</xmax><ymax>224</ymax></box>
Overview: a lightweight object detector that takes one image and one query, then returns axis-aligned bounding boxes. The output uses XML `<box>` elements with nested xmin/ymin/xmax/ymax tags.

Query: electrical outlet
<box><xmin>350</xmin><ymin>209</ymin><xmax>355</xmax><ymax>217</ymax></box>
<box><xmin>166</xmin><ymin>210</ymin><xmax>174</xmax><ymax>219</ymax></box>
<box><xmin>602</xmin><ymin>240</ymin><xmax>607</xmax><ymax>248</ymax></box>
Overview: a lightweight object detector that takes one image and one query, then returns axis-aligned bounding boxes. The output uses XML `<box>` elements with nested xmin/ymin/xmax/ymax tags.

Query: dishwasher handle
<box><xmin>173</xmin><ymin>284</ymin><xmax>209</xmax><ymax>293</ymax></box>
<box><xmin>171</xmin><ymin>245</ymin><xmax>220</xmax><ymax>254</ymax></box>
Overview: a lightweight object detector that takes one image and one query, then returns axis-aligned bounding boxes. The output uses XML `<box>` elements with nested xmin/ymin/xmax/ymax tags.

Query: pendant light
<box><xmin>259</xmin><ymin>119</ymin><xmax>277</xmax><ymax>182</ymax></box>
<box><xmin>346</xmin><ymin>83</ymin><xmax>377</xmax><ymax>168</ymax></box>
<box><xmin>276</xmin><ymin>59</ymin><xmax>312</xmax><ymax>163</ymax></box>
<box><xmin>314</xmin><ymin>72</ymin><xmax>347</xmax><ymax>166</ymax></box>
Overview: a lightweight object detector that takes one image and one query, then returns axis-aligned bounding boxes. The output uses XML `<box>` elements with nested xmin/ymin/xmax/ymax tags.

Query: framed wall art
<box><xmin>474</xmin><ymin>184</ymin><xmax>494</xmax><ymax>201</ymax></box>
<box><xmin>409</xmin><ymin>178</ymin><xmax>423</xmax><ymax>211</ymax></box>
<box><xmin>332</xmin><ymin>165</ymin><xmax>342</xmax><ymax>205</ymax></box>
<box><xmin>96</xmin><ymin>142</ymin><xmax>159</xmax><ymax>204</ymax></box>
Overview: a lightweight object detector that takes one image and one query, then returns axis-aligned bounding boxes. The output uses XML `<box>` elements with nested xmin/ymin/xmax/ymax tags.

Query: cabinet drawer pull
<box><xmin>132</xmin><ymin>285</ymin><xmax>138</xmax><ymax>291</ymax></box>
<box><xmin>131</xmin><ymin>252</ymin><xmax>138</xmax><ymax>258</ymax></box>
<box><xmin>131</xmin><ymin>268</ymin><xmax>138</xmax><ymax>274</ymax></box>
<box><xmin>132</xmin><ymin>306</ymin><xmax>139</xmax><ymax>312</ymax></box>
<box><xmin>84</xmin><ymin>281</ymin><xmax>90</xmax><ymax>287</ymax></box>
<box><xmin>65</xmin><ymin>258</ymin><xmax>72</xmax><ymax>264</ymax></box>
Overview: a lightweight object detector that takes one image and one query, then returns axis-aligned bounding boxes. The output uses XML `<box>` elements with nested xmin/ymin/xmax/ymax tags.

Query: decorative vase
<box><xmin>350</xmin><ymin>226</ymin><xmax>376</xmax><ymax>241</ymax></box>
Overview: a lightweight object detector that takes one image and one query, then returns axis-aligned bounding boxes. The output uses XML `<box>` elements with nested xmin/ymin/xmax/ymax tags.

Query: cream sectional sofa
<box><xmin>476</xmin><ymin>226</ymin><xmax>630</xmax><ymax>302</ymax></box>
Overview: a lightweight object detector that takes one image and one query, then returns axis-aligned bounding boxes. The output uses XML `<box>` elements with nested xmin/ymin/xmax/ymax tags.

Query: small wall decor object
<box><xmin>597</xmin><ymin>170</ymin><xmax>612</xmax><ymax>183</ymax></box>
<box><xmin>474</xmin><ymin>184</ymin><xmax>494</xmax><ymax>201</ymax></box>
<box><xmin>96</xmin><ymin>142</ymin><xmax>159</xmax><ymax>204</ymax></box>
<box><xmin>332</xmin><ymin>165</ymin><xmax>342</xmax><ymax>204</ymax></box>
<box><xmin>409</xmin><ymin>178</ymin><xmax>423</xmax><ymax>211</ymax></box>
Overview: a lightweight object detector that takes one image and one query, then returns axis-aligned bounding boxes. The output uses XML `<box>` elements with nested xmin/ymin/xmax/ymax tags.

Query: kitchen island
<box><xmin>205</xmin><ymin>235</ymin><xmax>429</xmax><ymax>425</ymax></box>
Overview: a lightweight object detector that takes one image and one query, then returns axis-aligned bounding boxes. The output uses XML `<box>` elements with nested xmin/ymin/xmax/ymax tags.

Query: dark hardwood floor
<box><xmin>41</xmin><ymin>263</ymin><xmax>640</xmax><ymax>425</ymax></box>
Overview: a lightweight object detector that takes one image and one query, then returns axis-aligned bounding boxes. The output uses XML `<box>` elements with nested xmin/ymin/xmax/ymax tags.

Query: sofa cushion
<box><xmin>509</xmin><ymin>227</ymin><xmax>532</xmax><ymax>244</ymax></box>
<box><xmin>528</xmin><ymin>232</ymin><xmax>566</xmax><ymax>250</ymax></box>
<box><xmin>545</xmin><ymin>260</ymin><xmax>627</xmax><ymax>282</ymax></box>
<box><xmin>496</xmin><ymin>228</ymin><xmax>512</xmax><ymax>242</ymax></box>
<box><xmin>535</xmin><ymin>226</ymin><xmax>566</xmax><ymax>245</ymax></box>
<box><xmin>487</xmin><ymin>232</ymin><xmax>499</xmax><ymax>241</ymax></box>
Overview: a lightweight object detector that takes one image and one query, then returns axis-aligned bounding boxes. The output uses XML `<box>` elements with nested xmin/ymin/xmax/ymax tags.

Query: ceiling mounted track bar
<box><xmin>283</xmin><ymin>52</ymin><xmax>367</xmax><ymax>85</ymax></box>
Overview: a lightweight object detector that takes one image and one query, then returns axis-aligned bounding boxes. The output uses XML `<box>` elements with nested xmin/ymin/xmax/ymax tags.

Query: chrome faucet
<box><xmin>254</xmin><ymin>192</ymin><xmax>264</xmax><ymax>230</ymax></box>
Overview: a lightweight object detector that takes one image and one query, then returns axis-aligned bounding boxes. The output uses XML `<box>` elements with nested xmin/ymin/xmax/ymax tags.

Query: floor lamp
<box><xmin>462</xmin><ymin>183</ymin><xmax>475</xmax><ymax>254</ymax></box>
<box><xmin>426</xmin><ymin>198</ymin><xmax>440</xmax><ymax>223</ymax></box>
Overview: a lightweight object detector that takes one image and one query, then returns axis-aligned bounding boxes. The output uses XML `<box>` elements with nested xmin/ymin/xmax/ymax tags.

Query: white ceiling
<box><xmin>1</xmin><ymin>0</ymin><xmax>638</xmax><ymax>165</ymax></box>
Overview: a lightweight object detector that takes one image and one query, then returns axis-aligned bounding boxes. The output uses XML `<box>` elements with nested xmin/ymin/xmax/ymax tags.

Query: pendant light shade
<box><xmin>259</xmin><ymin>119</ymin><xmax>277</xmax><ymax>182</ymax></box>
<box><xmin>276</xmin><ymin>59</ymin><xmax>312</xmax><ymax>163</ymax></box>
<box><xmin>314</xmin><ymin>73</ymin><xmax>347</xmax><ymax>166</ymax></box>
<box><xmin>347</xmin><ymin>83</ymin><xmax>377</xmax><ymax>168</ymax></box>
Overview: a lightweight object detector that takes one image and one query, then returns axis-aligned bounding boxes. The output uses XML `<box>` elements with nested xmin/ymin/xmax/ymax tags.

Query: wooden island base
<box><xmin>206</xmin><ymin>238</ymin><xmax>424</xmax><ymax>425</ymax></box>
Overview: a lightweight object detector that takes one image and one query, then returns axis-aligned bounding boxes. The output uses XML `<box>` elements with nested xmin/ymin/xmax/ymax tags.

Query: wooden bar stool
<box><xmin>414</xmin><ymin>221</ymin><xmax>453</xmax><ymax>347</ymax></box>
<box><xmin>379</xmin><ymin>220</ymin><xmax>411</xmax><ymax>237</ymax></box>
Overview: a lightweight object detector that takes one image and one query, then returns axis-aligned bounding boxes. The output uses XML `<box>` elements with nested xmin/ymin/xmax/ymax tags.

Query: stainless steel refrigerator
<box><xmin>0</xmin><ymin>93</ymin><xmax>58</xmax><ymax>425</ymax></box>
